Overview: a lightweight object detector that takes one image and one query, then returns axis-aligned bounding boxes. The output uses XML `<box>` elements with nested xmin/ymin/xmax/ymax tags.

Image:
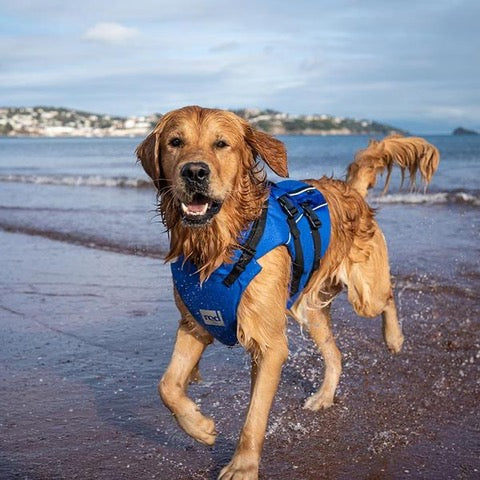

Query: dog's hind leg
<box><xmin>159</xmin><ymin>291</ymin><xmax>216</xmax><ymax>446</ymax></box>
<box><xmin>292</xmin><ymin>294</ymin><xmax>342</xmax><ymax>411</ymax></box>
<box><xmin>343</xmin><ymin>227</ymin><xmax>404</xmax><ymax>353</ymax></box>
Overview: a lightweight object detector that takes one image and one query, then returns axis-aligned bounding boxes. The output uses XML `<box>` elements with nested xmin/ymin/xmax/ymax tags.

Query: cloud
<box><xmin>83</xmin><ymin>22</ymin><xmax>138</xmax><ymax>44</ymax></box>
<box><xmin>209</xmin><ymin>41</ymin><xmax>239</xmax><ymax>53</ymax></box>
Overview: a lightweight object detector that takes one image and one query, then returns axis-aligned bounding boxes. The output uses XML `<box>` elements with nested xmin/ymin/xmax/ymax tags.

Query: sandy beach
<box><xmin>1</xmin><ymin>226</ymin><xmax>479</xmax><ymax>480</ymax></box>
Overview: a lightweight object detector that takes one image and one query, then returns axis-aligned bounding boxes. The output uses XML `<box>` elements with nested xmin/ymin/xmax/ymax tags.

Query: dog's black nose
<box><xmin>180</xmin><ymin>162</ymin><xmax>210</xmax><ymax>184</ymax></box>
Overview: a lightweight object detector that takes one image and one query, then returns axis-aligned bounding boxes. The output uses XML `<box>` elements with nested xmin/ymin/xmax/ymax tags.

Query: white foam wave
<box><xmin>0</xmin><ymin>174</ymin><xmax>152</xmax><ymax>189</ymax></box>
<box><xmin>1</xmin><ymin>174</ymin><xmax>479</xmax><ymax>207</ymax></box>
<box><xmin>371</xmin><ymin>191</ymin><xmax>480</xmax><ymax>207</ymax></box>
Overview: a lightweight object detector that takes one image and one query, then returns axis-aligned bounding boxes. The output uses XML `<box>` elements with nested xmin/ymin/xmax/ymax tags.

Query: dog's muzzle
<box><xmin>179</xmin><ymin>162</ymin><xmax>222</xmax><ymax>227</ymax></box>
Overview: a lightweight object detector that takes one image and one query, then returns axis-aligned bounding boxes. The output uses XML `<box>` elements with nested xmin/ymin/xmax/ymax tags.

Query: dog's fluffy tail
<box><xmin>346</xmin><ymin>134</ymin><xmax>440</xmax><ymax>198</ymax></box>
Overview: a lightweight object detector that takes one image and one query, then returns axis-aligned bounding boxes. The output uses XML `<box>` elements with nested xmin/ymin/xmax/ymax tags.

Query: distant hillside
<box><xmin>232</xmin><ymin>108</ymin><xmax>406</xmax><ymax>136</ymax></box>
<box><xmin>452</xmin><ymin>127</ymin><xmax>478</xmax><ymax>135</ymax></box>
<box><xmin>0</xmin><ymin>106</ymin><xmax>406</xmax><ymax>137</ymax></box>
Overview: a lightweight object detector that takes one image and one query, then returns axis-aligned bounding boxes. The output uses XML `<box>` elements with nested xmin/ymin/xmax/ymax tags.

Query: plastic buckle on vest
<box><xmin>278</xmin><ymin>195</ymin><xmax>299</xmax><ymax>218</ymax></box>
<box><xmin>302</xmin><ymin>203</ymin><xmax>322</xmax><ymax>229</ymax></box>
<box><xmin>240</xmin><ymin>244</ymin><xmax>256</xmax><ymax>258</ymax></box>
<box><xmin>223</xmin><ymin>245</ymin><xmax>256</xmax><ymax>287</ymax></box>
<box><xmin>223</xmin><ymin>262</ymin><xmax>245</xmax><ymax>286</ymax></box>
<box><xmin>233</xmin><ymin>252</ymin><xmax>252</xmax><ymax>272</ymax></box>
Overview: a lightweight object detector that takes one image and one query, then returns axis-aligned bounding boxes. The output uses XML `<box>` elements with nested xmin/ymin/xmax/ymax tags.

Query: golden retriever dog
<box><xmin>137</xmin><ymin>106</ymin><xmax>411</xmax><ymax>479</ymax></box>
<box><xmin>346</xmin><ymin>134</ymin><xmax>440</xmax><ymax>196</ymax></box>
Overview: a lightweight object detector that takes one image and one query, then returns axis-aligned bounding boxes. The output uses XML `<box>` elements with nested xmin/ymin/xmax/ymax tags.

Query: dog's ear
<box><xmin>246</xmin><ymin>127</ymin><xmax>289</xmax><ymax>178</ymax></box>
<box><xmin>136</xmin><ymin>129</ymin><xmax>165</xmax><ymax>190</ymax></box>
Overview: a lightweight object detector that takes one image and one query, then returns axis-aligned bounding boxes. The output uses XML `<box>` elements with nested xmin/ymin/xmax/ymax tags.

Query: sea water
<box><xmin>0</xmin><ymin>135</ymin><xmax>479</xmax><ymax>291</ymax></box>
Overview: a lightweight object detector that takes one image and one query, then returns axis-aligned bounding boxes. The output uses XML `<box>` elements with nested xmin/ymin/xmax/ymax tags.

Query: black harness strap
<box><xmin>301</xmin><ymin>203</ymin><xmax>322</xmax><ymax>284</ymax></box>
<box><xmin>223</xmin><ymin>189</ymin><xmax>324</xmax><ymax>297</ymax></box>
<box><xmin>223</xmin><ymin>200</ymin><xmax>269</xmax><ymax>287</ymax></box>
<box><xmin>285</xmin><ymin>184</ymin><xmax>322</xmax><ymax>281</ymax></box>
<box><xmin>278</xmin><ymin>194</ymin><xmax>304</xmax><ymax>297</ymax></box>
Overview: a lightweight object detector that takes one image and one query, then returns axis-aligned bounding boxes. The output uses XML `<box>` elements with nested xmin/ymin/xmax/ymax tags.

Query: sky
<box><xmin>0</xmin><ymin>0</ymin><xmax>479</xmax><ymax>134</ymax></box>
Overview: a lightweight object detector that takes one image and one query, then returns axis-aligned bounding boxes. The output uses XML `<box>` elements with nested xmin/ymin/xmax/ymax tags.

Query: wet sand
<box><xmin>1</xmin><ymin>230</ymin><xmax>479</xmax><ymax>479</ymax></box>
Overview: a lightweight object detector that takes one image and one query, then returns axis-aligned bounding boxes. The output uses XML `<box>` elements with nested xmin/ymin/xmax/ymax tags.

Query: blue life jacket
<box><xmin>171</xmin><ymin>180</ymin><xmax>331</xmax><ymax>346</ymax></box>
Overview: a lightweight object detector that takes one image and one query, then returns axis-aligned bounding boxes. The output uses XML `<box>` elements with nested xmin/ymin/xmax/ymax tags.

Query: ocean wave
<box><xmin>2</xmin><ymin>173</ymin><xmax>479</xmax><ymax>207</ymax></box>
<box><xmin>371</xmin><ymin>191</ymin><xmax>480</xmax><ymax>207</ymax></box>
<box><xmin>0</xmin><ymin>174</ymin><xmax>153</xmax><ymax>189</ymax></box>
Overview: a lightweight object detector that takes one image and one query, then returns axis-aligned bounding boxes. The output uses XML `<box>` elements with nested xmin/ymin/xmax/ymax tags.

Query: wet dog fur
<box><xmin>346</xmin><ymin>134</ymin><xmax>440</xmax><ymax>196</ymax></box>
<box><xmin>137</xmin><ymin>106</ymin><xmax>405</xmax><ymax>480</ymax></box>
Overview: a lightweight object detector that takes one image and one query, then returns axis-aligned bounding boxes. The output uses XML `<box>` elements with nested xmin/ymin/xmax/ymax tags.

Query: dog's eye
<box><xmin>169</xmin><ymin>137</ymin><xmax>183</xmax><ymax>148</ymax></box>
<box><xmin>215</xmin><ymin>140</ymin><xmax>229</xmax><ymax>149</ymax></box>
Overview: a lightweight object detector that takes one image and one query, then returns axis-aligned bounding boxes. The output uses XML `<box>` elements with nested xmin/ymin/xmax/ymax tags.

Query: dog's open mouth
<box><xmin>180</xmin><ymin>193</ymin><xmax>222</xmax><ymax>226</ymax></box>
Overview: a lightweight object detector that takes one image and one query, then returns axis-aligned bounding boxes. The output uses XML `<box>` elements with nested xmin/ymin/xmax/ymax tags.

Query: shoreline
<box><xmin>0</xmin><ymin>132</ymin><xmax>463</xmax><ymax>139</ymax></box>
<box><xmin>1</xmin><ymin>131</ymin><xmax>400</xmax><ymax>139</ymax></box>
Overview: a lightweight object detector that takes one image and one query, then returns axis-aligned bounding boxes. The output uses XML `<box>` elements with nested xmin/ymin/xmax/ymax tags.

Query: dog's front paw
<box><xmin>303</xmin><ymin>389</ymin><xmax>335</xmax><ymax>411</ymax></box>
<box><xmin>218</xmin><ymin>455</ymin><xmax>259</xmax><ymax>480</ymax></box>
<box><xmin>385</xmin><ymin>332</ymin><xmax>404</xmax><ymax>354</ymax></box>
<box><xmin>175</xmin><ymin>403</ymin><xmax>217</xmax><ymax>446</ymax></box>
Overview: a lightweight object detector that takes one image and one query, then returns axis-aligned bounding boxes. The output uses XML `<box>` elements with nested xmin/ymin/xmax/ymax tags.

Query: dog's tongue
<box><xmin>181</xmin><ymin>196</ymin><xmax>210</xmax><ymax>216</ymax></box>
<box><xmin>187</xmin><ymin>201</ymin><xmax>208</xmax><ymax>213</ymax></box>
